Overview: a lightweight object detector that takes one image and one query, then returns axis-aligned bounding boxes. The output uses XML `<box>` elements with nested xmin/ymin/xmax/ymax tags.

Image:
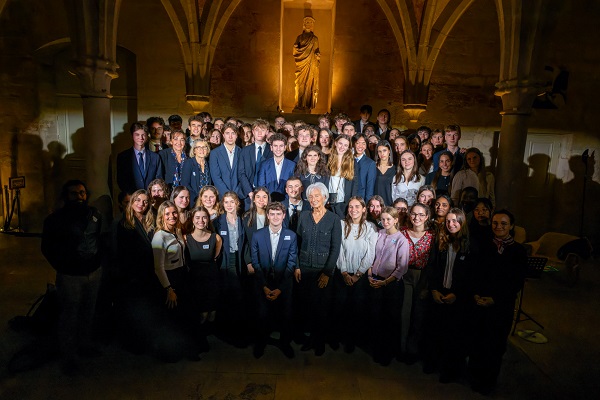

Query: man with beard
<box><xmin>42</xmin><ymin>180</ymin><xmax>103</xmax><ymax>374</ymax></box>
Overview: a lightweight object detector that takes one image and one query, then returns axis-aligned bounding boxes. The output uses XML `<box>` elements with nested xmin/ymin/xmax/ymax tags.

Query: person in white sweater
<box><xmin>333</xmin><ymin>197</ymin><xmax>378</xmax><ymax>353</ymax></box>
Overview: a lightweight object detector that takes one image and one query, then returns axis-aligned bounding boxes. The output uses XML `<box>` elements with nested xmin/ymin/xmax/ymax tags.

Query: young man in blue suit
<box><xmin>238</xmin><ymin>119</ymin><xmax>272</xmax><ymax>209</ymax></box>
<box><xmin>353</xmin><ymin>133</ymin><xmax>376</xmax><ymax>202</ymax></box>
<box><xmin>251</xmin><ymin>202</ymin><xmax>298</xmax><ymax>359</ymax></box>
<box><xmin>116</xmin><ymin>122</ymin><xmax>163</xmax><ymax>195</ymax></box>
<box><xmin>209</xmin><ymin>122</ymin><xmax>242</xmax><ymax>199</ymax></box>
<box><xmin>281</xmin><ymin>176</ymin><xmax>310</xmax><ymax>232</ymax></box>
<box><xmin>257</xmin><ymin>133</ymin><xmax>296</xmax><ymax>202</ymax></box>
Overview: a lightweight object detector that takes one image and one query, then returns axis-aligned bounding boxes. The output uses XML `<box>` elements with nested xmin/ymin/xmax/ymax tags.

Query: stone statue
<box><xmin>293</xmin><ymin>16</ymin><xmax>320</xmax><ymax>110</ymax></box>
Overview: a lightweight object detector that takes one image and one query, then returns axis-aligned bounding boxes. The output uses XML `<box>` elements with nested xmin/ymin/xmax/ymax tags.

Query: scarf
<box><xmin>493</xmin><ymin>235</ymin><xmax>514</xmax><ymax>254</ymax></box>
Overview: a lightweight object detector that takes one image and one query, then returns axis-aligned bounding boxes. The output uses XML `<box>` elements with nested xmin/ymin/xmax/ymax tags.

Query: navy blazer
<box><xmin>355</xmin><ymin>155</ymin><xmax>377</xmax><ymax>202</ymax></box>
<box><xmin>251</xmin><ymin>227</ymin><xmax>297</xmax><ymax>291</ymax></box>
<box><xmin>257</xmin><ymin>158</ymin><xmax>296</xmax><ymax>199</ymax></box>
<box><xmin>116</xmin><ymin>147</ymin><xmax>164</xmax><ymax>195</ymax></box>
<box><xmin>209</xmin><ymin>144</ymin><xmax>242</xmax><ymax>198</ymax></box>
<box><xmin>180</xmin><ymin>157</ymin><xmax>211</xmax><ymax>204</ymax></box>
<box><xmin>238</xmin><ymin>143</ymin><xmax>272</xmax><ymax>199</ymax></box>
<box><xmin>213</xmin><ymin>214</ymin><xmax>245</xmax><ymax>275</ymax></box>
<box><xmin>159</xmin><ymin>148</ymin><xmax>187</xmax><ymax>186</ymax></box>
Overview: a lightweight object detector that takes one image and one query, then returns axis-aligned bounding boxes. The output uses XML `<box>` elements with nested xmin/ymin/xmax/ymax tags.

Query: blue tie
<box><xmin>254</xmin><ymin>145</ymin><xmax>263</xmax><ymax>187</ymax></box>
<box><xmin>138</xmin><ymin>151</ymin><xmax>145</xmax><ymax>177</ymax></box>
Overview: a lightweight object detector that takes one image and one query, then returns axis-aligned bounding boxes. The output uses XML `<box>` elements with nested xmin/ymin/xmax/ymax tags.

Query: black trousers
<box><xmin>294</xmin><ymin>268</ymin><xmax>333</xmax><ymax>346</ymax></box>
<box><xmin>255</xmin><ymin>279</ymin><xmax>293</xmax><ymax>346</ymax></box>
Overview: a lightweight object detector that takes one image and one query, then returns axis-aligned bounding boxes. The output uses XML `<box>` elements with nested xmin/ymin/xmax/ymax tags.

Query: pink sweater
<box><xmin>371</xmin><ymin>230</ymin><xmax>409</xmax><ymax>280</ymax></box>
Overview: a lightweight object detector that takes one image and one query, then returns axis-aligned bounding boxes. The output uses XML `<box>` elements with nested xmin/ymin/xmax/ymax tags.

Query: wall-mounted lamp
<box><xmin>403</xmin><ymin>104</ymin><xmax>427</xmax><ymax>123</ymax></box>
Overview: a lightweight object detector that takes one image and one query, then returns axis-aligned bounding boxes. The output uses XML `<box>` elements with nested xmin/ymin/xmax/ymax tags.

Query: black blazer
<box><xmin>296</xmin><ymin>210</ymin><xmax>342</xmax><ymax>277</ymax></box>
<box><xmin>427</xmin><ymin>240</ymin><xmax>473</xmax><ymax>301</ymax></box>
<box><xmin>116</xmin><ymin>147</ymin><xmax>164</xmax><ymax>194</ymax></box>
<box><xmin>285</xmin><ymin>148</ymin><xmax>301</xmax><ymax>163</ymax></box>
<box><xmin>213</xmin><ymin>214</ymin><xmax>245</xmax><ymax>275</ymax></box>
<box><xmin>281</xmin><ymin>198</ymin><xmax>312</xmax><ymax>231</ymax></box>
<box><xmin>159</xmin><ymin>148</ymin><xmax>187</xmax><ymax>186</ymax></box>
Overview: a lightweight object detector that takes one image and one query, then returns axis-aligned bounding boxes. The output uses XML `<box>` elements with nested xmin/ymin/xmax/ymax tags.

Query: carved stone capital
<box><xmin>494</xmin><ymin>79</ymin><xmax>544</xmax><ymax>115</ymax></box>
<box><xmin>186</xmin><ymin>95</ymin><xmax>211</xmax><ymax>114</ymax></box>
<box><xmin>72</xmin><ymin>58</ymin><xmax>119</xmax><ymax>98</ymax></box>
<box><xmin>403</xmin><ymin>104</ymin><xmax>427</xmax><ymax>123</ymax></box>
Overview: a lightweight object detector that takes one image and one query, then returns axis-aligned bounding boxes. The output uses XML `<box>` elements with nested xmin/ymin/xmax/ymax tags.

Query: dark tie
<box><xmin>290</xmin><ymin>204</ymin><xmax>298</xmax><ymax>232</ymax></box>
<box><xmin>254</xmin><ymin>145</ymin><xmax>263</xmax><ymax>187</ymax></box>
<box><xmin>154</xmin><ymin>144</ymin><xmax>160</xmax><ymax>153</ymax></box>
<box><xmin>138</xmin><ymin>151</ymin><xmax>145</xmax><ymax>177</ymax></box>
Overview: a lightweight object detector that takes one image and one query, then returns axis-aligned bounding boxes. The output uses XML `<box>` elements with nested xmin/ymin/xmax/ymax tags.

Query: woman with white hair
<box><xmin>295</xmin><ymin>182</ymin><xmax>342</xmax><ymax>356</ymax></box>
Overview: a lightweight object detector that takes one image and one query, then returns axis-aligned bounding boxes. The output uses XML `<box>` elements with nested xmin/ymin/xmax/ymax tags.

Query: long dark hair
<box><xmin>438</xmin><ymin>208</ymin><xmax>469</xmax><ymax>253</ymax></box>
<box><xmin>294</xmin><ymin>145</ymin><xmax>329</xmax><ymax>176</ymax></box>
<box><xmin>431</xmin><ymin>151</ymin><xmax>455</xmax><ymax>190</ymax></box>
<box><xmin>243</xmin><ymin>187</ymin><xmax>271</xmax><ymax>227</ymax></box>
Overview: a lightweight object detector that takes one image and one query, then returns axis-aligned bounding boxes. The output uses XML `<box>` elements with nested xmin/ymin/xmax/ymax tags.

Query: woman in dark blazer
<box><xmin>468</xmin><ymin>209</ymin><xmax>526</xmax><ymax>395</ymax></box>
<box><xmin>241</xmin><ymin>187</ymin><xmax>271</xmax><ymax>327</ymax></box>
<box><xmin>180</xmin><ymin>138</ymin><xmax>211</xmax><ymax>204</ymax></box>
<box><xmin>212</xmin><ymin>191</ymin><xmax>246</xmax><ymax>345</ymax></box>
<box><xmin>295</xmin><ymin>182</ymin><xmax>342</xmax><ymax>356</ymax></box>
<box><xmin>294</xmin><ymin>145</ymin><xmax>330</xmax><ymax>200</ymax></box>
<box><xmin>423</xmin><ymin>208</ymin><xmax>473</xmax><ymax>383</ymax></box>
<box><xmin>159</xmin><ymin>131</ymin><xmax>188</xmax><ymax>188</ymax></box>
<box><xmin>115</xmin><ymin>189</ymin><xmax>162</xmax><ymax>354</ymax></box>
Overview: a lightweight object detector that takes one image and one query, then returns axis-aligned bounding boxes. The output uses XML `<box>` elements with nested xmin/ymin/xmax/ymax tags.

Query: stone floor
<box><xmin>0</xmin><ymin>233</ymin><xmax>598</xmax><ymax>399</ymax></box>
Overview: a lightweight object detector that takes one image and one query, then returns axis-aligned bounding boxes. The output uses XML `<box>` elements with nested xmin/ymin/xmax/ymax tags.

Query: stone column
<box><xmin>74</xmin><ymin>58</ymin><xmax>118</xmax><ymax>220</ymax></box>
<box><xmin>494</xmin><ymin>80</ymin><xmax>539</xmax><ymax>216</ymax></box>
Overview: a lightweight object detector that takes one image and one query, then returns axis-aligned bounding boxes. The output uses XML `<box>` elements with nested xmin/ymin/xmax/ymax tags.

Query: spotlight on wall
<box><xmin>403</xmin><ymin>104</ymin><xmax>427</xmax><ymax>123</ymax></box>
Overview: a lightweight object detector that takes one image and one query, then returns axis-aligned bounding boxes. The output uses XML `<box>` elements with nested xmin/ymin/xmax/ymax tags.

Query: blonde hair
<box><xmin>156</xmin><ymin>201</ymin><xmax>180</xmax><ymax>232</ymax></box>
<box><xmin>327</xmin><ymin>134</ymin><xmax>355</xmax><ymax>180</ymax></box>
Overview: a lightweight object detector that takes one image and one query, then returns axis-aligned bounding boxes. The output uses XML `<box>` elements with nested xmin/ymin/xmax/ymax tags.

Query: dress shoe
<box><xmin>314</xmin><ymin>343</ymin><xmax>325</xmax><ymax>356</ymax></box>
<box><xmin>343</xmin><ymin>342</ymin><xmax>355</xmax><ymax>354</ymax></box>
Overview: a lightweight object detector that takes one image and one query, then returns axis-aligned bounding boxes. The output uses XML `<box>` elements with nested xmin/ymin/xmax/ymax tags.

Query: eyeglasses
<box><xmin>69</xmin><ymin>190</ymin><xmax>87</xmax><ymax>196</ymax></box>
<box><xmin>410</xmin><ymin>212</ymin><xmax>426</xmax><ymax>218</ymax></box>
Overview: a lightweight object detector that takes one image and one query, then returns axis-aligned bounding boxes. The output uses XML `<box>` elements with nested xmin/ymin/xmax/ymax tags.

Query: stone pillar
<box><xmin>494</xmin><ymin>80</ymin><xmax>539</xmax><ymax>217</ymax></box>
<box><xmin>74</xmin><ymin>59</ymin><xmax>118</xmax><ymax>220</ymax></box>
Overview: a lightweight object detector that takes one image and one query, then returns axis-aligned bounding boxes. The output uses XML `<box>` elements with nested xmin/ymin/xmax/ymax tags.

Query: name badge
<box><xmin>203</xmin><ymin>245</ymin><xmax>210</xmax><ymax>250</ymax></box>
<box><xmin>391</xmin><ymin>239</ymin><xmax>397</xmax><ymax>244</ymax></box>
<box><xmin>460</xmin><ymin>256</ymin><xmax>465</xmax><ymax>260</ymax></box>
<box><xmin>192</xmin><ymin>172</ymin><xmax>196</xmax><ymax>176</ymax></box>
<box><xmin>92</xmin><ymin>216</ymin><xmax>98</xmax><ymax>223</ymax></box>
<box><xmin>284</xmin><ymin>236</ymin><xmax>291</xmax><ymax>241</ymax></box>
<box><xmin>220</xmin><ymin>231</ymin><xmax>227</xmax><ymax>236</ymax></box>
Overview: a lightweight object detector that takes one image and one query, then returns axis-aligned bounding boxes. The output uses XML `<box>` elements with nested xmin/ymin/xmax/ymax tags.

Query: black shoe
<box><xmin>300</xmin><ymin>343</ymin><xmax>313</xmax><ymax>352</ymax></box>
<box><xmin>404</xmin><ymin>353</ymin><xmax>418</xmax><ymax>365</ymax></box>
<box><xmin>280</xmin><ymin>343</ymin><xmax>295</xmax><ymax>359</ymax></box>
<box><xmin>329</xmin><ymin>340</ymin><xmax>340</xmax><ymax>351</ymax></box>
<box><xmin>422</xmin><ymin>363</ymin><xmax>436</xmax><ymax>374</ymax></box>
<box><xmin>293</xmin><ymin>333</ymin><xmax>308</xmax><ymax>345</ymax></box>
<box><xmin>253</xmin><ymin>344</ymin><xmax>265</xmax><ymax>359</ymax></box>
<box><xmin>439</xmin><ymin>373</ymin><xmax>458</xmax><ymax>384</ymax></box>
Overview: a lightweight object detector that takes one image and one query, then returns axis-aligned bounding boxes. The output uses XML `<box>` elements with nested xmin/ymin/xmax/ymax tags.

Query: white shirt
<box><xmin>288</xmin><ymin>200</ymin><xmax>303</xmax><ymax>217</ymax></box>
<box><xmin>256</xmin><ymin>214</ymin><xmax>266</xmax><ymax>230</ymax></box>
<box><xmin>255</xmin><ymin>143</ymin><xmax>265</xmax><ymax>161</ymax></box>
<box><xmin>337</xmin><ymin>221</ymin><xmax>378</xmax><ymax>275</ymax></box>
<box><xmin>328</xmin><ymin>172</ymin><xmax>345</xmax><ymax>203</ymax></box>
<box><xmin>226</xmin><ymin>146</ymin><xmax>236</xmax><ymax>168</ymax></box>
<box><xmin>391</xmin><ymin>174</ymin><xmax>425</xmax><ymax>206</ymax></box>
<box><xmin>269</xmin><ymin>227</ymin><xmax>281</xmax><ymax>262</ymax></box>
<box><xmin>274</xmin><ymin>158</ymin><xmax>284</xmax><ymax>182</ymax></box>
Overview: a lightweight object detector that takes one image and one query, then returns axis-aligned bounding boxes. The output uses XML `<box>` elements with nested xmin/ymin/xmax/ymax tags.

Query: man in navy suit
<box><xmin>281</xmin><ymin>176</ymin><xmax>310</xmax><ymax>232</ymax></box>
<box><xmin>257</xmin><ymin>133</ymin><xmax>296</xmax><ymax>202</ymax></box>
<box><xmin>285</xmin><ymin>125</ymin><xmax>311</xmax><ymax>163</ymax></box>
<box><xmin>116</xmin><ymin>122</ymin><xmax>164</xmax><ymax>195</ymax></box>
<box><xmin>238</xmin><ymin>119</ymin><xmax>272</xmax><ymax>209</ymax></box>
<box><xmin>209</xmin><ymin>122</ymin><xmax>242</xmax><ymax>199</ymax></box>
<box><xmin>353</xmin><ymin>133</ymin><xmax>376</xmax><ymax>202</ymax></box>
<box><xmin>251</xmin><ymin>202</ymin><xmax>298</xmax><ymax>359</ymax></box>
<box><xmin>352</xmin><ymin>104</ymin><xmax>373</xmax><ymax>134</ymax></box>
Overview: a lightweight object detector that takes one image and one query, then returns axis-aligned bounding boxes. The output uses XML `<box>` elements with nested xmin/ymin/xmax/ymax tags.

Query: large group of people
<box><xmin>41</xmin><ymin>106</ymin><xmax>524</xmax><ymax>395</ymax></box>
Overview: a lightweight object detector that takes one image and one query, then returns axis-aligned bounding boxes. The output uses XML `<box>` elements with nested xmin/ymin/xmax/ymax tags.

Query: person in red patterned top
<box><xmin>398</xmin><ymin>202</ymin><xmax>434</xmax><ymax>364</ymax></box>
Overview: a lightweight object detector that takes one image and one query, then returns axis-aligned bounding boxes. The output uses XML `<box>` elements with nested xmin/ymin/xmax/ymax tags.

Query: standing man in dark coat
<box><xmin>41</xmin><ymin>180</ymin><xmax>103</xmax><ymax>373</ymax></box>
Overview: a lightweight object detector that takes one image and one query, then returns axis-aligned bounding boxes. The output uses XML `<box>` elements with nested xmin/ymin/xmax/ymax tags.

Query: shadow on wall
<box><xmin>518</xmin><ymin>151</ymin><xmax>599</xmax><ymax>251</ymax></box>
<box><xmin>554</xmin><ymin>153</ymin><xmax>599</xmax><ymax>250</ymax></box>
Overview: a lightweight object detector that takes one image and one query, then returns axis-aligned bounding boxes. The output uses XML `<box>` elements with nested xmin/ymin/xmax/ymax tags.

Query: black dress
<box><xmin>186</xmin><ymin>232</ymin><xmax>219</xmax><ymax>312</ymax></box>
<box><xmin>374</xmin><ymin>166</ymin><xmax>395</xmax><ymax>206</ymax></box>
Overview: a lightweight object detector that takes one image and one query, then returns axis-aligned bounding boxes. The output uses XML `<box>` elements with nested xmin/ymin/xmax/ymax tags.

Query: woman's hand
<box><xmin>475</xmin><ymin>296</ymin><xmax>495</xmax><ymax>307</ymax></box>
<box><xmin>294</xmin><ymin>269</ymin><xmax>301</xmax><ymax>283</ymax></box>
<box><xmin>247</xmin><ymin>264</ymin><xmax>255</xmax><ymax>275</ymax></box>
<box><xmin>441</xmin><ymin>292</ymin><xmax>456</xmax><ymax>304</ymax></box>
<box><xmin>166</xmin><ymin>287</ymin><xmax>178</xmax><ymax>308</ymax></box>
<box><xmin>431</xmin><ymin>290</ymin><xmax>444</xmax><ymax>304</ymax></box>
<box><xmin>318</xmin><ymin>273</ymin><xmax>330</xmax><ymax>288</ymax></box>
<box><xmin>369</xmin><ymin>276</ymin><xmax>386</xmax><ymax>289</ymax></box>
<box><xmin>342</xmin><ymin>272</ymin><xmax>353</xmax><ymax>286</ymax></box>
